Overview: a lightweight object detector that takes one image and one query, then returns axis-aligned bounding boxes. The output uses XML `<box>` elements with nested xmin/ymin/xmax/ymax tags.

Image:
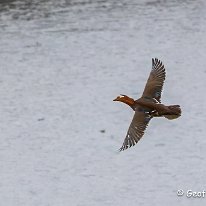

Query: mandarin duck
<box><xmin>113</xmin><ymin>58</ymin><xmax>181</xmax><ymax>151</ymax></box>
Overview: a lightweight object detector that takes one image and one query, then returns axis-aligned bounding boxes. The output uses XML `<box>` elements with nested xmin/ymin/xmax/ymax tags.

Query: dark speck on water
<box><xmin>38</xmin><ymin>118</ymin><xmax>45</xmax><ymax>121</ymax></box>
<box><xmin>100</xmin><ymin>129</ymin><xmax>105</xmax><ymax>133</ymax></box>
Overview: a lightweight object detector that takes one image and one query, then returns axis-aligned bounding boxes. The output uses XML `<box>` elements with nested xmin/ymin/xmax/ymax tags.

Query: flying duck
<box><xmin>113</xmin><ymin>58</ymin><xmax>181</xmax><ymax>151</ymax></box>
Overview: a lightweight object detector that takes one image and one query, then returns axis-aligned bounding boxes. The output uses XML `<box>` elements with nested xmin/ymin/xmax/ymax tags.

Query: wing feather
<box><xmin>142</xmin><ymin>58</ymin><xmax>166</xmax><ymax>102</ymax></box>
<box><xmin>119</xmin><ymin>107</ymin><xmax>152</xmax><ymax>151</ymax></box>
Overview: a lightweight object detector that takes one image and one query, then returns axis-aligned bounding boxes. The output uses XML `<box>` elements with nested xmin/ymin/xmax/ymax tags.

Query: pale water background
<box><xmin>0</xmin><ymin>0</ymin><xmax>206</xmax><ymax>205</ymax></box>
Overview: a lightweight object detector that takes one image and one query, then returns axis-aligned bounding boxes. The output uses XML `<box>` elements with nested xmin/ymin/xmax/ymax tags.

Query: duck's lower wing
<box><xmin>119</xmin><ymin>107</ymin><xmax>153</xmax><ymax>151</ymax></box>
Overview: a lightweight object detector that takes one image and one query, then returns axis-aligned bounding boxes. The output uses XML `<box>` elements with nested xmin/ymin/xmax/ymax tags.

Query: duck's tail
<box><xmin>164</xmin><ymin>105</ymin><xmax>181</xmax><ymax>120</ymax></box>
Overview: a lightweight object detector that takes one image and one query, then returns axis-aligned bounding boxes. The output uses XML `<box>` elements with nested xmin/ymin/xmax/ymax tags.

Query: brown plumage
<box><xmin>113</xmin><ymin>58</ymin><xmax>181</xmax><ymax>151</ymax></box>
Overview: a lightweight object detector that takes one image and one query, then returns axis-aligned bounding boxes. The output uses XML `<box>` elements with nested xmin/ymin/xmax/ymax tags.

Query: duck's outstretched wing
<box><xmin>142</xmin><ymin>58</ymin><xmax>166</xmax><ymax>102</ymax></box>
<box><xmin>119</xmin><ymin>107</ymin><xmax>152</xmax><ymax>151</ymax></box>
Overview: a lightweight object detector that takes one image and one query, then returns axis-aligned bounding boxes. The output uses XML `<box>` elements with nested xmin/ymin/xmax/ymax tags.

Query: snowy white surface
<box><xmin>0</xmin><ymin>0</ymin><xmax>206</xmax><ymax>205</ymax></box>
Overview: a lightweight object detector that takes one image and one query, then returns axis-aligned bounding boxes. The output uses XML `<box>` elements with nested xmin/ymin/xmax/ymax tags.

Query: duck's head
<box><xmin>113</xmin><ymin>94</ymin><xmax>135</xmax><ymax>109</ymax></box>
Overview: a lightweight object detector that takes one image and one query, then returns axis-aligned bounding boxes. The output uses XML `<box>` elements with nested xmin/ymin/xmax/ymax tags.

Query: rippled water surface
<box><xmin>0</xmin><ymin>0</ymin><xmax>206</xmax><ymax>206</ymax></box>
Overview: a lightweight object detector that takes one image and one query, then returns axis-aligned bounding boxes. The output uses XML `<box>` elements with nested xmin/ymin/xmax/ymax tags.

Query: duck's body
<box><xmin>113</xmin><ymin>58</ymin><xmax>181</xmax><ymax>151</ymax></box>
